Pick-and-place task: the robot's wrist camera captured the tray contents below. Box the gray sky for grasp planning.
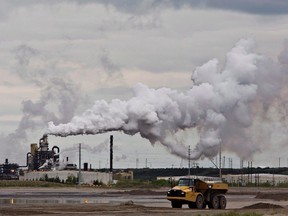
[1,0,288,169]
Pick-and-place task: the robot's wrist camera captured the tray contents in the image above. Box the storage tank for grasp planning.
[30,143,37,156]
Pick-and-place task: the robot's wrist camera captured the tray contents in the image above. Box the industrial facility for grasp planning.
[0,159,19,180]
[27,134,60,171]
[21,134,114,184]
[0,134,114,184]
[1,134,288,187]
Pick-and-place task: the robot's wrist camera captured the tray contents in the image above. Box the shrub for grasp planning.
[93,180,103,186]
[65,175,78,185]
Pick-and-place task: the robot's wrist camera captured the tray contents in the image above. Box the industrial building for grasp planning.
[19,134,114,184]
[223,173,288,186]
[0,159,19,180]
[27,134,60,171]
[0,134,128,184]
[20,170,112,185]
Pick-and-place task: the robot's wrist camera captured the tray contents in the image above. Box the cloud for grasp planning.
[93,0,288,15]
[1,0,288,18]
[0,42,88,164]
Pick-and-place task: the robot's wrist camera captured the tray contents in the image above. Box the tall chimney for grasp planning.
[110,135,113,173]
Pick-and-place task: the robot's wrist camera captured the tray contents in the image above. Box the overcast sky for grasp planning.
[1,0,288,169]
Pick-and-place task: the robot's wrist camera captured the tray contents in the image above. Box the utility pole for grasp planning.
[78,143,82,185]
[136,158,139,169]
[219,142,222,180]
[188,145,191,177]
[240,158,244,169]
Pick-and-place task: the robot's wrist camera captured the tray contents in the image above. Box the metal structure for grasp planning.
[78,143,82,185]
[27,134,60,171]
[0,159,19,180]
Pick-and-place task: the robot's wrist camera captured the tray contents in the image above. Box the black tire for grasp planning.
[171,201,182,208]
[210,195,219,209]
[219,196,226,209]
[195,195,204,209]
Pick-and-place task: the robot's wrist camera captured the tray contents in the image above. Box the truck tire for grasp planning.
[219,196,226,209]
[171,201,182,208]
[195,195,204,209]
[208,195,219,209]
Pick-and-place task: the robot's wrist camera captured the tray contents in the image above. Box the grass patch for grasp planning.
[113,179,171,188]
[213,212,263,216]
[113,179,154,188]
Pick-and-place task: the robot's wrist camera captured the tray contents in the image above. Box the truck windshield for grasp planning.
[178,178,194,186]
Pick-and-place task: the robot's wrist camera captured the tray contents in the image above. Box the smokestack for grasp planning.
[84,163,88,171]
[5,159,8,164]
[110,135,113,173]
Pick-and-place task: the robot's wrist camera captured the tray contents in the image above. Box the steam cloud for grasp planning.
[61,139,109,155]
[60,139,126,167]
[48,38,288,161]
[0,44,86,163]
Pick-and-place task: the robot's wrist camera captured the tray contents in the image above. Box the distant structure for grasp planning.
[27,134,60,171]
[110,135,113,173]
[0,159,19,180]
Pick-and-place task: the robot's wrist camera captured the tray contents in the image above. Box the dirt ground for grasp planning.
[0,187,288,216]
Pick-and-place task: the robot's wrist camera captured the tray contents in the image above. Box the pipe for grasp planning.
[19,152,31,168]
[52,146,60,154]
[26,152,31,166]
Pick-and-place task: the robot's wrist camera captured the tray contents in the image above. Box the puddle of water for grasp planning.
[0,195,169,206]
[0,198,91,205]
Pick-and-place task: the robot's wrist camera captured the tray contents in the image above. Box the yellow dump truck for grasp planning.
[167,177,228,209]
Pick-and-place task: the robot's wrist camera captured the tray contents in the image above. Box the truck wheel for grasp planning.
[171,201,182,208]
[210,195,219,209]
[195,195,204,209]
[219,196,226,209]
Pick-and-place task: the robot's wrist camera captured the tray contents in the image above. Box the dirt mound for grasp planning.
[255,192,288,201]
[121,200,135,206]
[242,202,284,209]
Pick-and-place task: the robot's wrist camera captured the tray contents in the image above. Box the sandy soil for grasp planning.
[0,187,288,215]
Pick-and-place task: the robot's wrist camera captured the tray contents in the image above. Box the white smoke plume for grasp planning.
[61,139,109,155]
[48,38,288,161]
[59,139,126,166]
[0,44,86,163]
